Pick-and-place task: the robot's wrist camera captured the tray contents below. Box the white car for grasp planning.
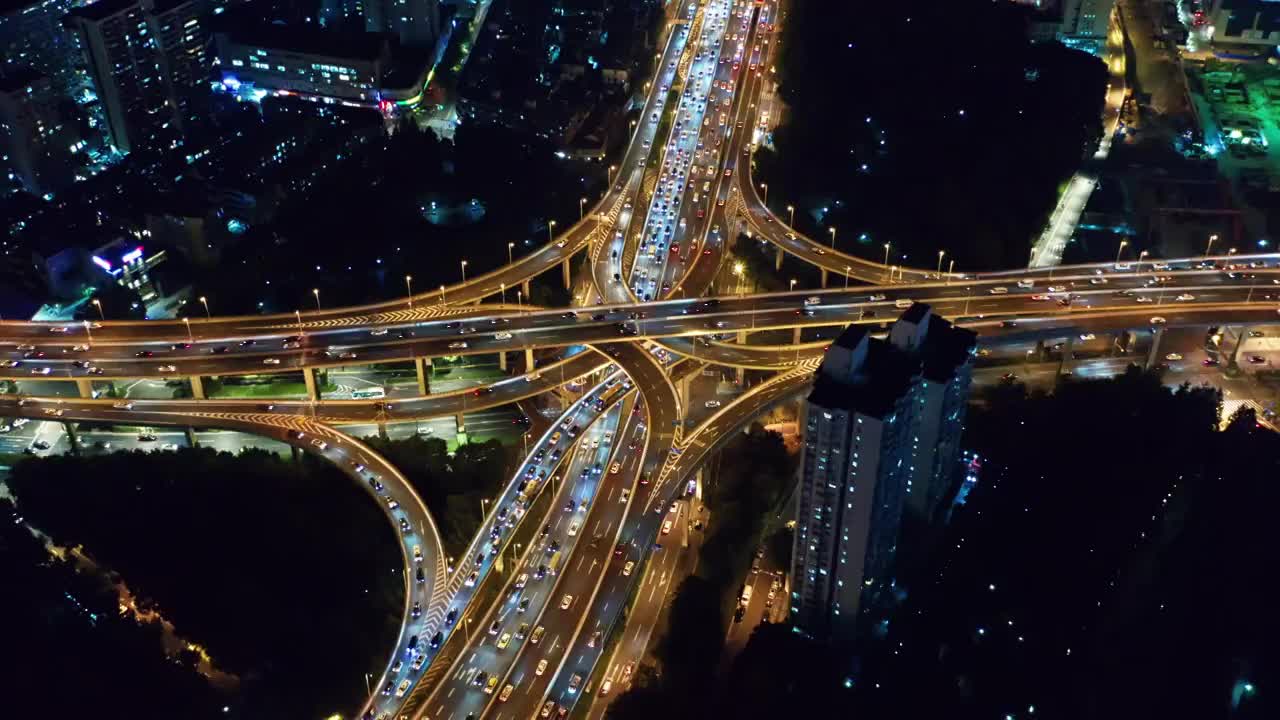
[1047,285,1066,293]
[536,659,548,676]
[568,521,580,536]
[1165,353,1183,361]
[112,401,134,410]
[1150,316,1167,325]
[1078,334,1096,341]
[705,400,721,408]
[71,344,90,352]
[560,594,574,610]
[494,331,513,341]
[29,367,51,375]
[48,326,69,334]
[448,341,468,350]
[157,365,177,373]
[623,561,635,576]
[1175,294,1195,301]
[262,357,281,365]
[413,545,424,563]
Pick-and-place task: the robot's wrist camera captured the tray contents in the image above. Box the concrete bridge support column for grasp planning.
[678,372,694,422]
[456,413,466,436]
[1229,325,1250,369]
[525,347,536,371]
[185,427,198,447]
[1146,328,1166,370]
[820,268,828,288]
[562,258,573,289]
[498,351,508,372]
[302,367,319,401]
[792,326,802,345]
[75,378,94,399]
[415,357,432,396]
[737,330,748,344]
[522,279,531,298]
[1058,336,1074,376]
[736,366,745,385]
[63,421,80,455]
[775,247,784,271]
[190,375,206,400]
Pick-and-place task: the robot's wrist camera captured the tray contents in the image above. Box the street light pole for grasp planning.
[405,275,413,308]
[936,250,946,278]
[508,242,515,265]
[579,197,587,221]
[199,296,210,319]
[1206,233,1219,258]
[1115,240,1128,266]
[760,183,768,206]
[1139,250,1149,274]
[439,285,446,306]
[501,282,507,304]
[182,317,193,343]
[828,227,836,249]
[844,265,851,289]
[295,310,303,335]
[460,260,468,283]
[312,288,321,312]
[83,320,92,344]
[947,259,955,285]
[92,299,104,321]
[547,220,557,244]
[786,205,794,226]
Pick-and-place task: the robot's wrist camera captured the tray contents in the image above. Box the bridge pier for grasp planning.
[456,413,466,436]
[820,268,828,289]
[415,357,432,395]
[736,366,745,385]
[1146,327,1165,370]
[302,367,319,401]
[678,372,693,422]
[525,347,535,371]
[522,279,531,298]
[185,427,198,447]
[775,247,783,271]
[1229,325,1250,369]
[792,326,802,345]
[1058,336,1074,376]
[63,421,80,455]
[190,375,206,400]
[75,378,94,399]
[562,258,572,289]
[498,351,508,372]
[737,330,748,344]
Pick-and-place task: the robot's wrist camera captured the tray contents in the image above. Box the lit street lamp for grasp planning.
[883,243,891,267]
[789,278,797,293]
[608,165,617,184]
[936,250,946,278]
[579,197,587,221]
[82,320,92,344]
[760,183,768,206]
[844,265,851,289]
[91,298,104,321]
[786,204,795,226]
[439,285,446,306]
[501,282,507,304]
[405,275,413,308]
[199,296,210,319]
[295,310,303,335]
[1206,233,1219,258]
[508,242,515,265]
[1139,250,1149,274]
[946,259,955,285]
[1115,240,1127,266]
[312,288,321,312]
[827,227,836,249]
[460,260,468,283]
[548,220,557,244]
[182,317,193,343]
[732,261,745,294]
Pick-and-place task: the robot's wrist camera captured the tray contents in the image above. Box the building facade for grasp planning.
[363,0,439,48]
[790,304,976,645]
[0,69,85,195]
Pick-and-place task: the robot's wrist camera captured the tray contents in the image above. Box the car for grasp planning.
[1165,353,1183,361]
[705,400,722,408]
[499,684,515,702]
[448,341,468,350]
[1136,296,1153,303]
[48,326,69,334]
[568,674,583,694]
[446,608,458,626]
[70,344,90,352]
[518,598,530,613]
[157,365,177,372]
[1079,333,1096,341]
[515,572,528,589]
[568,521,580,536]
[413,545,424,563]
[662,519,674,535]
[560,594,574,610]
[112,401,134,410]
[1202,358,1221,367]
[536,659,549,676]
[30,440,50,450]
[1047,285,1066,293]
[411,601,422,619]
[382,682,395,696]
[531,625,546,644]
[16,344,34,351]
[0,360,18,368]
[610,462,622,474]
[623,561,635,576]
[484,675,499,694]
[494,331,513,341]
[1150,317,1167,325]
[541,701,557,718]
[415,567,425,584]
[395,680,411,697]
[370,328,388,336]
[1031,294,1052,301]
[412,652,429,671]
[1248,355,1267,364]
[29,367,51,375]
[238,339,256,347]
[988,287,1009,295]
[587,630,602,648]
[497,632,512,650]
[210,346,229,354]
[1176,294,1195,301]
[170,342,191,351]
[262,357,281,365]
[1017,279,1035,288]
[473,671,488,688]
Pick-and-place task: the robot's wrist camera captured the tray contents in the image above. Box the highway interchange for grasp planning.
[4,1,1280,719]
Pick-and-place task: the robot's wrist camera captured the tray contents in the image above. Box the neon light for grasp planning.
[92,256,112,271]
[121,246,143,263]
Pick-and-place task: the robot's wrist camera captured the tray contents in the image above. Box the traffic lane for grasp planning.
[425,399,631,720]
[5,270,1279,377]
[493,419,649,719]
[477,411,648,719]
